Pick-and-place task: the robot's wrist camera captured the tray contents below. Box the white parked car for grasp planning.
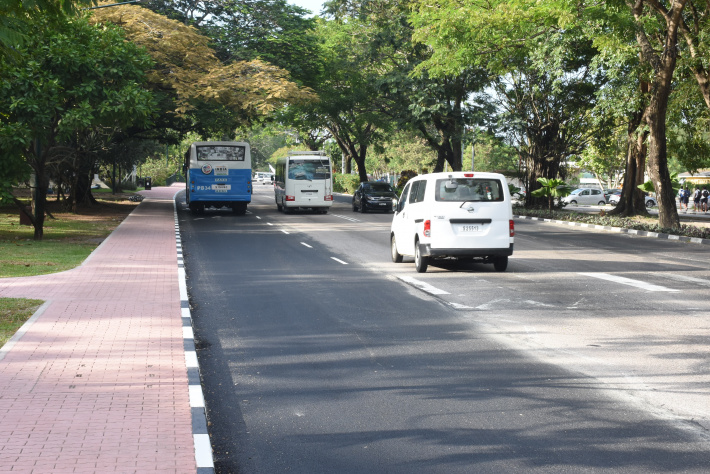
[563,188,608,206]
[390,172,514,273]
[608,192,657,208]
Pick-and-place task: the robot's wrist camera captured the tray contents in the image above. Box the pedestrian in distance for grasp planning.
[701,187,710,213]
[680,186,690,211]
[693,187,701,212]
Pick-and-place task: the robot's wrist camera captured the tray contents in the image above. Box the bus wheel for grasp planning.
[189,203,202,215]
[232,203,247,215]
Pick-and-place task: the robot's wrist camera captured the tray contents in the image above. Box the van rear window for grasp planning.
[435,178,505,202]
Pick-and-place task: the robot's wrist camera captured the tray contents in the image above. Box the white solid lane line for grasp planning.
[578,272,680,292]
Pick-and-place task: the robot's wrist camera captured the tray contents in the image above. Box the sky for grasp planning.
[287,0,325,16]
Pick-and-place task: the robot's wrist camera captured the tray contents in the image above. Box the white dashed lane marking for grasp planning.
[397,276,450,295]
[578,272,680,292]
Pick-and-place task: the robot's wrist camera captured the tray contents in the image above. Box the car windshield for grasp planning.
[434,178,504,202]
[364,183,394,193]
[570,189,583,195]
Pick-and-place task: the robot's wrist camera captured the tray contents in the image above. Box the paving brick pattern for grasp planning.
[0,186,195,473]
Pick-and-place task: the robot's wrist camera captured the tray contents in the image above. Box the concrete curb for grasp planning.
[514,215,710,246]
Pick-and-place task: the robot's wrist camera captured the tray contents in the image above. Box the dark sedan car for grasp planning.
[352,182,398,213]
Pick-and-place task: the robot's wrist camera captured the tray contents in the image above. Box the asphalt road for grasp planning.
[178,185,710,473]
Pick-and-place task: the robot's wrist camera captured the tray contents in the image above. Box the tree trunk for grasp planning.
[610,108,648,217]
[629,0,685,228]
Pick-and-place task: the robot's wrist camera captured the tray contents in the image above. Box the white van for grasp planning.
[390,172,514,273]
[274,151,333,213]
[254,172,274,185]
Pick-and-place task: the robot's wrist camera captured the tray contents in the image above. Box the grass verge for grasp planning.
[0,192,139,346]
[0,298,44,347]
[0,195,139,278]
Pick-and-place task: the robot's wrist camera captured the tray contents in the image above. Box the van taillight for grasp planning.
[286,195,295,201]
[324,195,333,201]
[464,173,474,177]
[509,220,515,237]
[424,220,431,237]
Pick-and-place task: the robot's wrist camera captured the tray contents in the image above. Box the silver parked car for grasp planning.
[562,188,608,206]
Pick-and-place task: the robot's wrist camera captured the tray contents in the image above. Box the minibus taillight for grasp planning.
[509,220,515,237]
[286,195,295,201]
[424,220,431,237]
[324,195,333,201]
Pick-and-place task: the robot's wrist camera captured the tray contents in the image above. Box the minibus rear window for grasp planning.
[287,159,331,180]
[435,178,504,202]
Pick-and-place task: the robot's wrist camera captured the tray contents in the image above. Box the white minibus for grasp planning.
[274,151,333,214]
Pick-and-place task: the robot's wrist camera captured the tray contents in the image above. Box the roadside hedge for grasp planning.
[513,207,710,240]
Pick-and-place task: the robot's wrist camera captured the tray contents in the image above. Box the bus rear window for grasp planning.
[287,159,331,180]
[435,178,504,202]
[196,145,246,161]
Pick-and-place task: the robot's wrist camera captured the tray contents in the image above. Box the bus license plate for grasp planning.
[214,185,229,193]
[461,225,480,232]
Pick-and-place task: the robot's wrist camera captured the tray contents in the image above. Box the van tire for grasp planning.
[415,241,428,273]
[493,256,508,272]
[391,235,403,263]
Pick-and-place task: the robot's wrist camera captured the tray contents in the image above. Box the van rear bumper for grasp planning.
[421,244,513,258]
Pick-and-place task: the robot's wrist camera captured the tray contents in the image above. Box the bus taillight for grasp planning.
[324,195,333,201]
[286,195,295,201]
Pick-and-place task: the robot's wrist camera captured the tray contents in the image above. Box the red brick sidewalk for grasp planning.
[0,185,201,473]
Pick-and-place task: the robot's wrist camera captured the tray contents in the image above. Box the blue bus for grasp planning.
[184,141,252,215]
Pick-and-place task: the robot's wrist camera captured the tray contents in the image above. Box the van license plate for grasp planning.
[461,225,480,232]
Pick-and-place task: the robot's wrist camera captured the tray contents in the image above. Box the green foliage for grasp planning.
[396,170,418,192]
[638,172,681,194]
[531,177,573,212]
[333,173,359,194]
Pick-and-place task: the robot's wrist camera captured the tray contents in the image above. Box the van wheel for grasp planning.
[391,235,403,263]
[493,256,508,272]
[415,241,428,273]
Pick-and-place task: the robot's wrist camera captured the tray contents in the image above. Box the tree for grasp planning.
[145,0,322,87]
[91,5,316,134]
[411,1,602,205]
[0,0,94,57]
[0,14,156,239]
